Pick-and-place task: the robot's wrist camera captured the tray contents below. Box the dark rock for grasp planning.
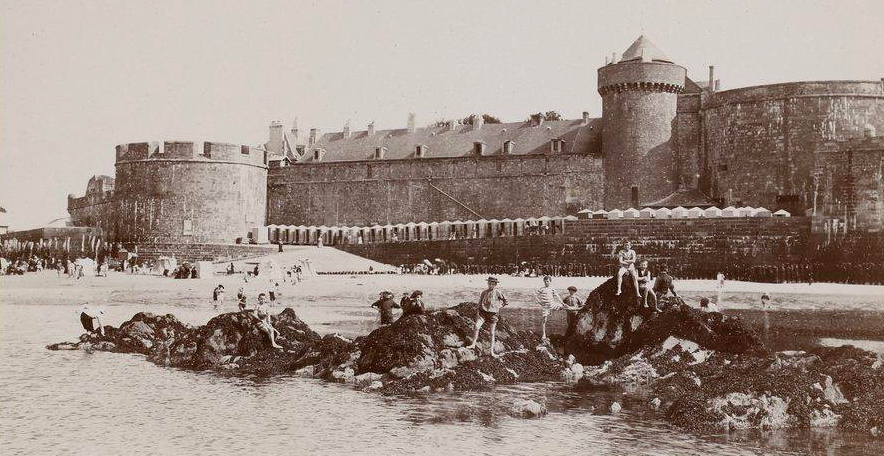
[47,303,566,394]
[561,275,765,365]
[580,337,884,434]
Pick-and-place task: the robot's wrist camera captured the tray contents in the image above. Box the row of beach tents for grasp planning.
[254,206,792,245]
[577,206,791,219]
[254,215,579,245]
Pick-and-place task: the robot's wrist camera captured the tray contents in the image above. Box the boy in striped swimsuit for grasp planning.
[535,275,565,341]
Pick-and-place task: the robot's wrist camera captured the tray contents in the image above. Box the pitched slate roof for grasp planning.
[619,35,672,64]
[297,117,602,163]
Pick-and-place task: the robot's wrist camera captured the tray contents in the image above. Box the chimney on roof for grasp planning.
[474,114,484,130]
[309,128,319,147]
[611,52,617,63]
[343,120,351,139]
[407,113,416,133]
[291,118,299,141]
[269,121,283,154]
[709,66,715,92]
[714,80,721,91]
[448,119,457,132]
[367,121,375,136]
[582,111,590,125]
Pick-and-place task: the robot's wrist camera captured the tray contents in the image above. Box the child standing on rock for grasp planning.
[535,275,565,342]
[466,277,508,358]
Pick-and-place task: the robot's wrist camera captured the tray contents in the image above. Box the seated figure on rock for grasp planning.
[615,241,640,298]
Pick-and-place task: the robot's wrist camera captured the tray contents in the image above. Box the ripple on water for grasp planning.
[1,303,882,455]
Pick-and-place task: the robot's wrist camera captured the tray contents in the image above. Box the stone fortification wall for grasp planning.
[113,141,268,244]
[68,195,115,236]
[340,217,811,272]
[701,80,884,212]
[814,135,884,232]
[267,154,604,226]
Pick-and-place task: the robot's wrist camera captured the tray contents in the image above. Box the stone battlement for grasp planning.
[704,80,884,108]
[115,141,268,168]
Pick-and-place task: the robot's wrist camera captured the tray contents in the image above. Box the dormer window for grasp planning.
[503,140,515,155]
[550,139,565,154]
[473,141,486,156]
[374,147,387,160]
[415,144,427,158]
[313,148,325,161]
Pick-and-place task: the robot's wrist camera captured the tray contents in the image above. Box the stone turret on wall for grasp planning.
[598,35,686,210]
[113,141,268,244]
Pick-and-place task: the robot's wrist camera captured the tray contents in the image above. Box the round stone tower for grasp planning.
[113,141,268,244]
[598,35,686,209]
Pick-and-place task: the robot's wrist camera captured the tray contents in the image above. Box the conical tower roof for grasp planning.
[619,35,672,63]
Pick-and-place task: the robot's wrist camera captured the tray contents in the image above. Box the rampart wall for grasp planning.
[339,217,811,270]
[700,80,884,211]
[113,141,268,244]
[267,153,604,226]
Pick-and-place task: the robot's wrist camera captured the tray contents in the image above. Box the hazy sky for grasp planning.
[1,0,882,229]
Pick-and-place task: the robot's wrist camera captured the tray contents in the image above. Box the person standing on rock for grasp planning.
[251,293,283,349]
[615,241,640,298]
[466,277,508,357]
[535,275,565,341]
[562,286,583,339]
[370,291,400,325]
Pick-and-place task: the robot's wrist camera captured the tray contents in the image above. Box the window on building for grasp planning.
[473,142,485,156]
[241,146,250,155]
[375,147,387,160]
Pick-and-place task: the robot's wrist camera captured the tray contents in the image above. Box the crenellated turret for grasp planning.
[598,35,686,209]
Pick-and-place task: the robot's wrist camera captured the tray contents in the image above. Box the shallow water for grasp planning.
[1,295,883,454]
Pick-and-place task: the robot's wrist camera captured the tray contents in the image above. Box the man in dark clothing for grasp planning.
[401,290,425,316]
[371,291,400,325]
[652,266,679,301]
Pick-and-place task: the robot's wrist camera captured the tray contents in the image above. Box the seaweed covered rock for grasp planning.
[47,303,566,394]
[561,275,764,364]
[580,338,884,435]
[48,308,323,375]
[47,312,191,355]
[350,302,565,393]
[152,308,321,370]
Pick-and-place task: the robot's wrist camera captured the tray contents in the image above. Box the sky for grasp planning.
[1,0,882,229]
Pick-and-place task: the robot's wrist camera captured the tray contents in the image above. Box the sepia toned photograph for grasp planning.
[1,1,883,454]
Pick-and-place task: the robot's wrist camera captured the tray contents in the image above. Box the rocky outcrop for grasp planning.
[48,303,566,394]
[559,275,765,364]
[351,303,564,393]
[577,337,884,435]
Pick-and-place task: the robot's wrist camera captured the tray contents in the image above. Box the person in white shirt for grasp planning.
[77,304,105,336]
[535,275,565,341]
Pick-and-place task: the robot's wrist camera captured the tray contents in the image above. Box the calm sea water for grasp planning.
[1,299,882,455]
